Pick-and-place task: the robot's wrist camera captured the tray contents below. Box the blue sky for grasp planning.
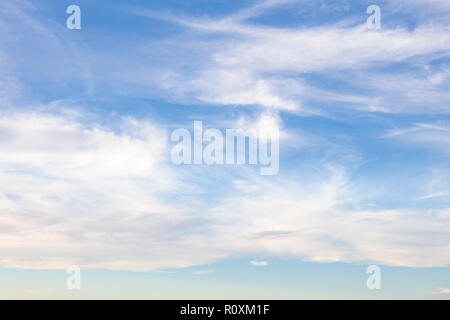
[0,0,449,299]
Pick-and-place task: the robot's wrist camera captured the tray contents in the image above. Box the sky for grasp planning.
[0,0,449,299]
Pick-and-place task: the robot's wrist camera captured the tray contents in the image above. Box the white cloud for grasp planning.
[419,190,450,200]
[207,166,450,267]
[0,110,209,271]
[433,288,450,294]
[137,3,450,114]
[383,122,450,152]
[192,270,215,275]
[3,1,449,114]
[0,110,449,270]
[190,70,301,111]
[210,26,450,74]
[250,260,268,266]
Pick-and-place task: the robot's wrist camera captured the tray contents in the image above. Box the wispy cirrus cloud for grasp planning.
[383,122,450,151]
[3,0,449,115]
[129,0,450,114]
